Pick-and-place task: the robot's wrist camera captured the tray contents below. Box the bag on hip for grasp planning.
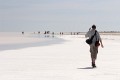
[95,41,100,47]
[86,39,92,44]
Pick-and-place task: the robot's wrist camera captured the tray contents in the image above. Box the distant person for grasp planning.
[60,32,61,35]
[52,32,54,35]
[77,32,79,35]
[22,31,24,35]
[74,32,75,35]
[44,31,47,34]
[38,31,40,34]
[85,25,104,68]
[47,31,50,34]
[52,32,54,38]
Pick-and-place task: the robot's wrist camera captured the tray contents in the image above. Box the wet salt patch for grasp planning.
[0,36,45,45]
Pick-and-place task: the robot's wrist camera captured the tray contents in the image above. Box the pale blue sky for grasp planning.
[0,0,120,32]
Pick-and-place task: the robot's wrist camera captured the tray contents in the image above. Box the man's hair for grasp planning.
[92,25,96,29]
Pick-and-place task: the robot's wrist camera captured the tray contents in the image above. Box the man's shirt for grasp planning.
[85,29,101,44]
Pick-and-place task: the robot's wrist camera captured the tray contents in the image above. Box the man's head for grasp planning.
[92,25,96,29]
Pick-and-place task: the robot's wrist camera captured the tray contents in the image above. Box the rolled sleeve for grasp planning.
[85,31,91,38]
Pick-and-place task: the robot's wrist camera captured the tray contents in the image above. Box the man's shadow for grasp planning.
[77,67,93,69]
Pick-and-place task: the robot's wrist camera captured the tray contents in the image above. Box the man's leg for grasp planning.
[90,45,98,67]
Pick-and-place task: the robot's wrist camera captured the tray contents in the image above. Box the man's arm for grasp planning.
[100,39,104,48]
[85,31,90,38]
[97,32,104,48]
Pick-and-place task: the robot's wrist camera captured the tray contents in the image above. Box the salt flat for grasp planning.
[0,34,120,80]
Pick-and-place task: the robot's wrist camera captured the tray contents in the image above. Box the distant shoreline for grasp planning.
[1,31,120,35]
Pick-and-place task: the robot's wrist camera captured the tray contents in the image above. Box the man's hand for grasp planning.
[101,44,104,48]
[89,28,91,31]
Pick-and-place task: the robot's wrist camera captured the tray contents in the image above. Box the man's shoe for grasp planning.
[92,62,96,68]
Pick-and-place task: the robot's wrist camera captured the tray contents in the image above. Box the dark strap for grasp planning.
[90,30,97,40]
[95,31,99,41]
[94,30,97,36]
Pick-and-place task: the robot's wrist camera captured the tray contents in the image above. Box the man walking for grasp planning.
[85,25,104,68]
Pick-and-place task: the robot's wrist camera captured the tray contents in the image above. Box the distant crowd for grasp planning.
[22,31,83,35]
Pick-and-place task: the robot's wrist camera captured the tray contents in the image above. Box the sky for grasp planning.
[0,0,120,32]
